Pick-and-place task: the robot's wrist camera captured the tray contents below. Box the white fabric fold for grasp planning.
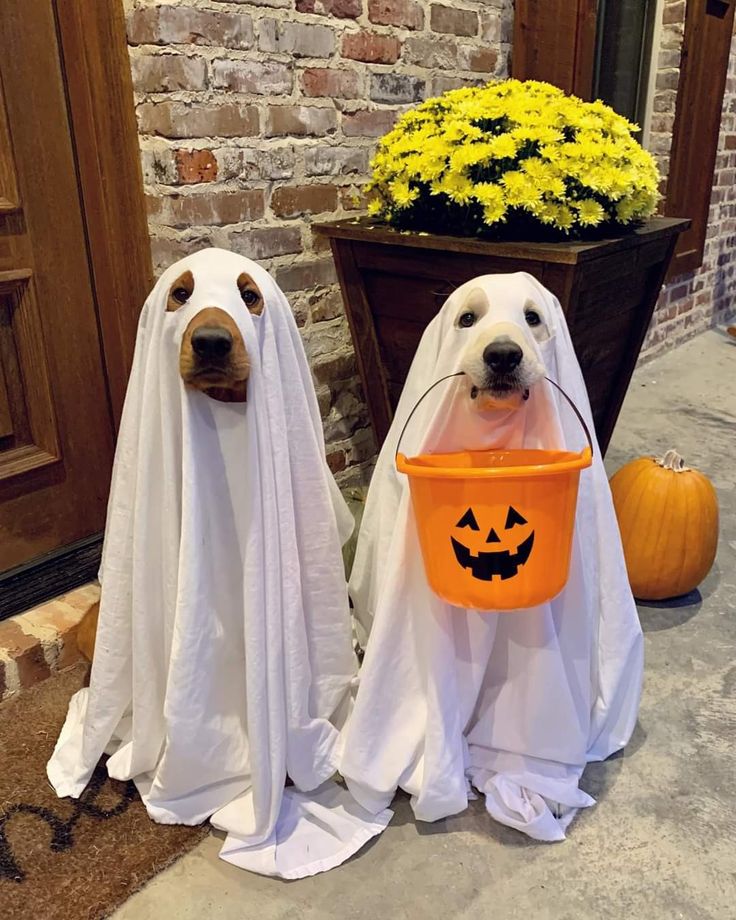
[47,248,374,877]
[339,271,644,843]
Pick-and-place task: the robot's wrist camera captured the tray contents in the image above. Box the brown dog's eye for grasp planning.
[458,312,476,328]
[240,288,260,308]
[172,287,190,305]
[525,310,541,327]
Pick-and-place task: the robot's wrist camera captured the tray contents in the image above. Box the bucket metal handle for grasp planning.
[395,373,594,462]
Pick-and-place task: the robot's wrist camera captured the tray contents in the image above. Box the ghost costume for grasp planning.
[47,249,390,878]
[339,272,643,842]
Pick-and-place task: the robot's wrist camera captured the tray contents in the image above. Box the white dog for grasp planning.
[339,272,643,844]
[456,283,548,410]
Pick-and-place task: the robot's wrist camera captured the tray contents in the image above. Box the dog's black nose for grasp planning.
[483,340,523,374]
[191,326,232,360]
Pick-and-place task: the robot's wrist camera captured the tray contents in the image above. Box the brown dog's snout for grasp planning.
[167,268,265,403]
[191,325,233,361]
[180,307,249,403]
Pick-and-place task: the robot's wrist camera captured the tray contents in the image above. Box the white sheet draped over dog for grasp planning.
[47,248,390,878]
[340,272,643,842]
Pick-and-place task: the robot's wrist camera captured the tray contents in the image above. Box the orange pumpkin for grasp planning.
[609,449,719,600]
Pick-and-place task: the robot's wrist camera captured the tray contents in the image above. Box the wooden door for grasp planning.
[0,0,117,573]
[512,0,599,99]
[665,0,736,276]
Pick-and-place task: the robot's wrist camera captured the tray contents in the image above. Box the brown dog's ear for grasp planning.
[237,272,264,315]
[166,270,195,312]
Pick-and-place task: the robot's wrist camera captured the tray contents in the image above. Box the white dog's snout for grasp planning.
[460,319,546,395]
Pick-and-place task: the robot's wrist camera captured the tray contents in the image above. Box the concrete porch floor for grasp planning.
[114,328,736,920]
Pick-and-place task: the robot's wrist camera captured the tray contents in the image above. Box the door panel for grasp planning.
[0,0,116,571]
[665,0,736,276]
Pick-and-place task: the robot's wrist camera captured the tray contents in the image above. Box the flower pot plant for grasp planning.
[315,80,689,452]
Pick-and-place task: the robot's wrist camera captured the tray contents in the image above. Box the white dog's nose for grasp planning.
[483,339,523,374]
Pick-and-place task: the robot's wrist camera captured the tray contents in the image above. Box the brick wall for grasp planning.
[126,0,513,484]
[641,0,736,358]
[125,0,734,480]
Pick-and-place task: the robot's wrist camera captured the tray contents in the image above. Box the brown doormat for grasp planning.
[0,665,209,920]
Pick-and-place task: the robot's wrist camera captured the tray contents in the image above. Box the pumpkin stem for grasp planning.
[656,449,690,472]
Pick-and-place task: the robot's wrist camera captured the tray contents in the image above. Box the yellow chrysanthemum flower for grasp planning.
[389,180,419,209]
[367,79,660,236]
[574,199,606,226]
[474,183,507,224]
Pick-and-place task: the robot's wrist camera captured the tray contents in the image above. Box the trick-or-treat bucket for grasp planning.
[395,375,593,611]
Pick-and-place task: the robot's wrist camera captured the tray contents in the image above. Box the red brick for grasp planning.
[174,149,218,184]
[137,102,260,139]
[130,53,206,93]
[404,35,458,68]
[127,6,253,49]
[271,184,339,218]
[430,4,478,37]
[656,70,680,92]
[265,105,337,137]
[258,19,335,56]
[726,136,736,150]
[229,226,303,260]
[368,0,424,30]
[310,289,344,322]
[301,68,361,99]
[326,449,347,474]
[147,189,265,227]
[212,59,293,95]
[304,146,369,177]
[296,0,362,18]
[662,0,686,25]
[370,72,425,103]
[649,113,675,134]
[313,349,357,383]
[342,30,401,64]
[0,621,51,690]
[275,259,337,292]
[460,46,497,73]
[150,235,209,274]
[342,108,397,137]
[339,184,368,210]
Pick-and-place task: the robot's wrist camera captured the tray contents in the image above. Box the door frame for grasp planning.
[1,0,151,619]
[55,0,152,427]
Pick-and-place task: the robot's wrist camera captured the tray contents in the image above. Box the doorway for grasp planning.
[0,0,151,618]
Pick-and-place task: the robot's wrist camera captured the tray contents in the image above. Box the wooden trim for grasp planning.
[665,0,736,278]
[0,81,20,213]
[315,217,689,265]
[0,273,61,484]
[54,0,152,430]
[572,0,599,100]
[0,533,101,622]
[596,230,679,449]
[512,0,599,98]
[328,238,394,443]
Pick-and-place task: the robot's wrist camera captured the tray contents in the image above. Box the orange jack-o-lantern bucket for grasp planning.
[396,375,593,611]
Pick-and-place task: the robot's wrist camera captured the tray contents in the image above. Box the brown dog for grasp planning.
[77,266,265,662]
[172,267,263,402]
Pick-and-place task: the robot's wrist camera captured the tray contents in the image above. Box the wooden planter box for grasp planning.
[315,217,689,454]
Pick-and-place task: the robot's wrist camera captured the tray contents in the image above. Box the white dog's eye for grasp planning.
[525,310,542,327]
[458,312,476,328]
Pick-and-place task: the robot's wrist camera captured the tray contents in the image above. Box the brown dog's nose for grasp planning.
[483,340,523,374]
[191,326,233,360]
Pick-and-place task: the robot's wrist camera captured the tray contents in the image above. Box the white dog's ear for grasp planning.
[462,287,488,314]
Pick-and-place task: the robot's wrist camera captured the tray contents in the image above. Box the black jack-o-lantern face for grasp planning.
[451,505,535,581]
